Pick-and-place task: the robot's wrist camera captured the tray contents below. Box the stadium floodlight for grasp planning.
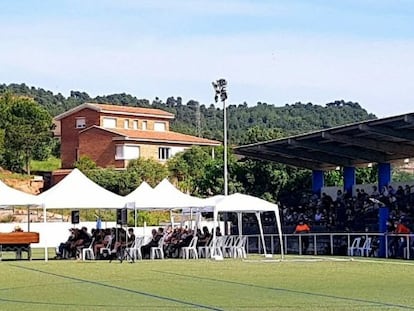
[212,78,228,196]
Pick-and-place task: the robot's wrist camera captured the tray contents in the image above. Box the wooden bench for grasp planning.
[0,232,40,260]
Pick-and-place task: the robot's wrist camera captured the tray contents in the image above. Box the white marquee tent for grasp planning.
[124,181,154,204]
[211,193,284,259]
[0,180,41,232]
[0,180,40,207]
[36,168,126,261]
[124,181,154,226]
[127,179,206,209]
[38,168,125,209]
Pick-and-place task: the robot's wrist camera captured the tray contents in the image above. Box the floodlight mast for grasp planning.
[212,79,228,196]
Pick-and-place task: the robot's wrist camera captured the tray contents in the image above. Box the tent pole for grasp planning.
[190,208,193,230]
[134,206,137,228]
[43,204,48,262]
[27,205,30,232]
[255,212,268,257]
[211,209,218,258]
[237,212,242,236]
[274,209,284,260]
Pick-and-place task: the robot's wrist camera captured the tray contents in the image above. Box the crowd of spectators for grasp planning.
[279,184,414,233]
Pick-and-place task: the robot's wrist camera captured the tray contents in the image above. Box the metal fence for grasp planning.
[244,233,414,260]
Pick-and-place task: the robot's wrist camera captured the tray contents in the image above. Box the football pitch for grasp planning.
[0,255,413,311]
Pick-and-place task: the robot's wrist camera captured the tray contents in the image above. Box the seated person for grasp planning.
[197,226,211,247]
[94,228,113,258]
[141,228,163,259]
[56,228,76,259]
[164,227,182,258]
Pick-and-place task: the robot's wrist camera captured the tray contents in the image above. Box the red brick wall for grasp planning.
[60,108,100,168]
[60,107,172,168]
[79,127,125,168]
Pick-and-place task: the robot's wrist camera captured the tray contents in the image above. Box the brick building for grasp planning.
[55,103,220,169]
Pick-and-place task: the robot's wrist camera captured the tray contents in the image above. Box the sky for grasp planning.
[0,0,413,118]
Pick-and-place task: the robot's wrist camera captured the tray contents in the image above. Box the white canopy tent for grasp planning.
[125,179,207,227]
[181,195,225,228]
[37,168,126,261]
[0,180,41,231]
[128,179,206,209]
[38,168,126,209]
[211,193,284,259]
[123,181,154,226]
[0,180,41,206]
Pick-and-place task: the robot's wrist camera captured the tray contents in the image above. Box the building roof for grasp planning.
[54,103,174,120]
[81,126,221,146]
[234,112,414,171]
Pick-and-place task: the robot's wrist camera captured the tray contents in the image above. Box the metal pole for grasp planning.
[212,78,228,197]
[223,98,228,196]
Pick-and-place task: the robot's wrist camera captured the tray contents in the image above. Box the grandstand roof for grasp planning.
[234,112,414,171]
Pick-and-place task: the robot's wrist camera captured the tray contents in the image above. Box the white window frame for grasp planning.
[158,147,171,161]
[124,119,129,129]
[142,121,147,130]
[103,117,117,128]
[154,122,166,132]
[75,117,86,129]
[132,120,138,130]
[115,144,140,160]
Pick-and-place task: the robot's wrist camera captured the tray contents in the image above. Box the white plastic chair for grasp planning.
[182,236,198,259]
[347,237,361,256]
[100,236,113,258]
[210,236,225,258]
[232,236,247,259]
[127,236,144,260]
[198,237,213,258]
[357,237,372,257]
[82,238,95,260]
[222,236,235,258]
[150,237,165,260]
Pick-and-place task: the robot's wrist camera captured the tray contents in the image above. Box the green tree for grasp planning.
[74,156,98,171]
[126,158,168,188]
[0,93,53,174]
[167,146,212,194]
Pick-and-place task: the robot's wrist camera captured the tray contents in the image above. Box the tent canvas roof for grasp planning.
[38,169,125,209]
[124,181,154,207]
[130,179,206,209]
[0,180,40,206]
[214,193,279,213]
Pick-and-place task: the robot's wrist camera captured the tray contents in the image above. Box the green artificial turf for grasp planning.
[0,255,413,311]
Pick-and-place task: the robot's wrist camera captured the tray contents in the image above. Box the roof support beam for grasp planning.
[235,149,328,170]
[359,124,414,141]
[262,145,354,167]
[288,138,388,163]
[322,132,414,157]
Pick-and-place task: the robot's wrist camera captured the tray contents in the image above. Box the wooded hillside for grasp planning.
[0,83,376,145]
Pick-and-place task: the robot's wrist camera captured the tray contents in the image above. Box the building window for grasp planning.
[75,117,86,129]
[154,122,166,132]
[124,119,129,129]
[158,147,171,160]
[103,117,117,128]
[115,145,140,160]
[132,120,138,130]
[142,121,147,130]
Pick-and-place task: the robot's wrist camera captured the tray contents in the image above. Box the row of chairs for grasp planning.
[80,235,248,261]
[199,235,247,259]
[347,237,372,256]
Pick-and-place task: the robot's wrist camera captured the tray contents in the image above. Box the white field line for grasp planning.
[243,256,414,266]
